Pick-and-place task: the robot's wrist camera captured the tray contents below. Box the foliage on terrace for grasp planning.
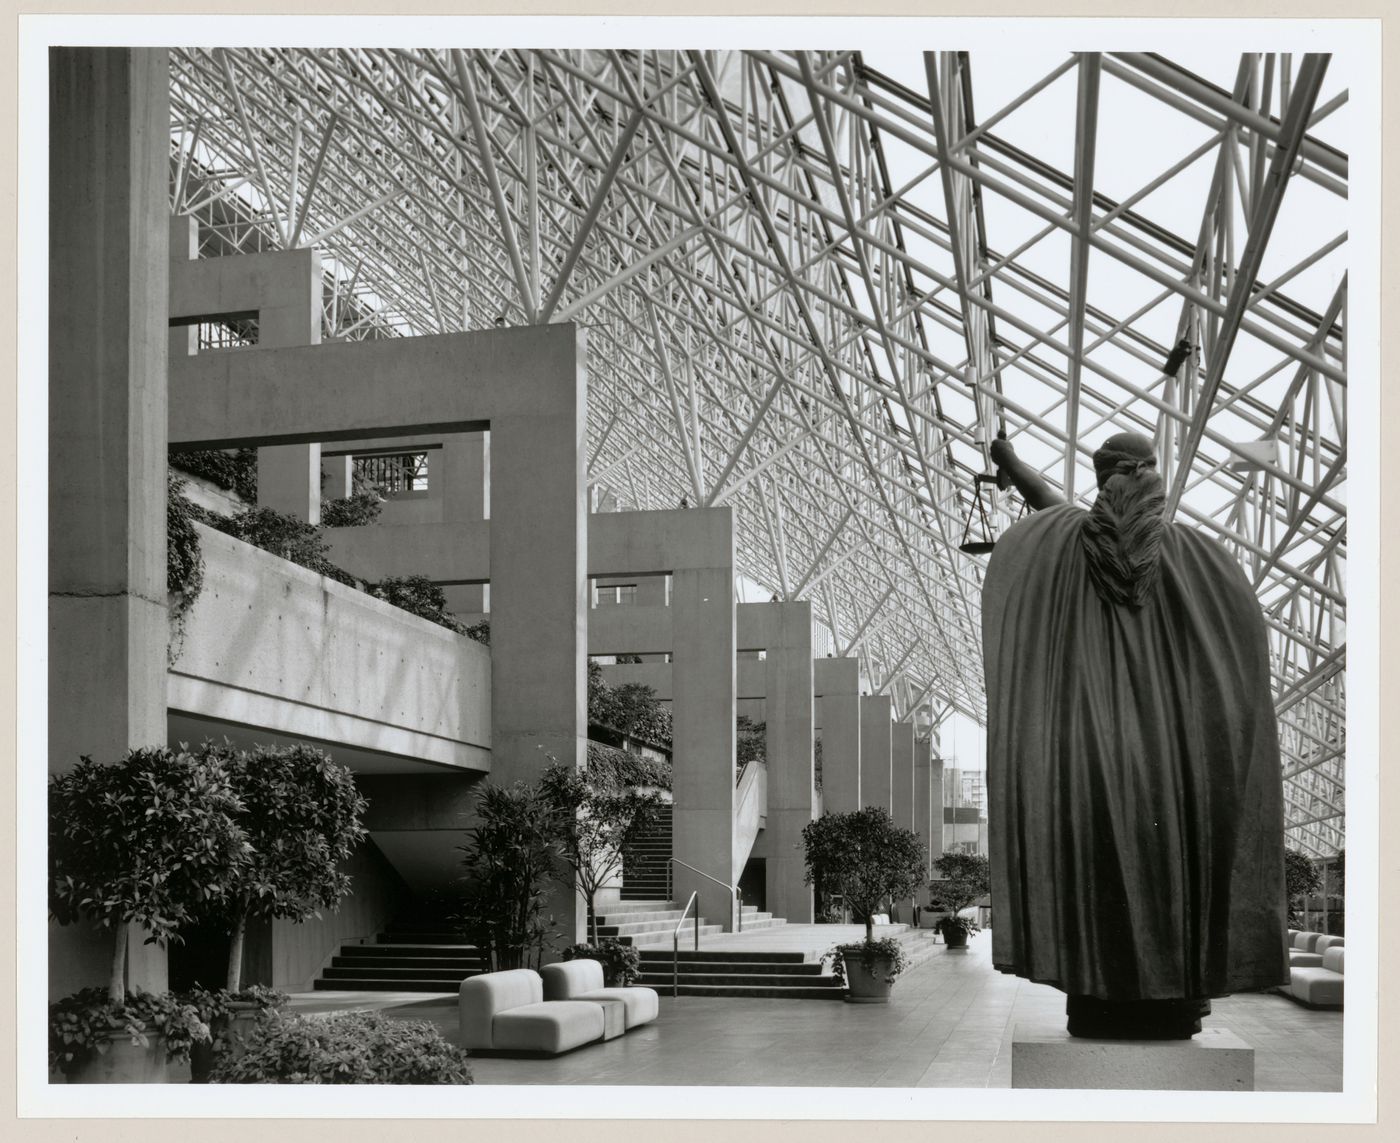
[170,447,258,503]
[585,740,672,791]
[367,575,466,635]
[587,661,673,750]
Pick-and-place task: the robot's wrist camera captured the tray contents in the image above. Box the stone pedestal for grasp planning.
[1011,1024,1254,1090]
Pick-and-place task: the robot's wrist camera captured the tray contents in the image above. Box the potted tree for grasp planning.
[539,759,661,944]
[187,740,366,1079]
[455,781,561,971]
[801,807,925,1002]
[931,852,992,949]
[48,747,249,1082]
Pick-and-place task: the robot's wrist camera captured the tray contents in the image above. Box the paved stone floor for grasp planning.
[293,932,1342,1091]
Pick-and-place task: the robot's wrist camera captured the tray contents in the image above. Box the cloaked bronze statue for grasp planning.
[983,427,1289,1039]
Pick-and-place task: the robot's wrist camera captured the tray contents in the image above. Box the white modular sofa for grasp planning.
[1287,945,1345,1009]
[1289,932,1343,970]
[540,958,660,1031]
[459,968,609,1055]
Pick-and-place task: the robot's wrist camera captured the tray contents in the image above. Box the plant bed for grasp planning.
[185,985,289,1084]
[210,1010,472,1084]
[49,988,209,1084]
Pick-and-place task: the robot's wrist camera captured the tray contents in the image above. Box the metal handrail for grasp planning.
[671,890,700,998]
[666,857,743,932]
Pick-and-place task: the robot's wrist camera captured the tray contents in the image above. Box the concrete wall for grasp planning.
[860,696,893,814]
[250,838,409,992]
[170,524,492,770]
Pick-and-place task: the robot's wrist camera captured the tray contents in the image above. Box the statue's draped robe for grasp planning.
[983,505,1289,1001]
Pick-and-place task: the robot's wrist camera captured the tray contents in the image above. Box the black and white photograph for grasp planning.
[17,10,1381,1127]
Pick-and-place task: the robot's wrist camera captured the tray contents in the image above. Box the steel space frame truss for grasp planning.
[168,47,1348,855]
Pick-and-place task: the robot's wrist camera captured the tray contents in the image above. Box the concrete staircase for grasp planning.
[593,899,785,948]
[637,949,843,999]
[315,914,486,992]
[620,803,672,900]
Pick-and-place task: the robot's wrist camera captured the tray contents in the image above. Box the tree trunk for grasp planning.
[586,891,598,945]
[226,909,248,993]
[865,915,874,943]
[109,921,129,1004]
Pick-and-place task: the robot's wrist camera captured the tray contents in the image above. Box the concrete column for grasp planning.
[930,746,946,862]
[255,251,321,521]
[814,658,861,814]
[762,603,815,924]
[321,454,353,500]
[49,47,171,998]
[488,344,587,944]
[670,555,737,929]
[891,720,915,832]
[914,737,933,881]
[859,695,893,813]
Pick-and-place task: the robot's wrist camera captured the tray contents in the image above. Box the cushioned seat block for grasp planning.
[1289,952,1324,970]
[1292,931,1323,953]
[1289,947,1344,1009]
[576,986,659,1027]
[492,1001,606,1053]
[1315,935,1344,954]
[459,969,543,1051]
[540,959,659,1029]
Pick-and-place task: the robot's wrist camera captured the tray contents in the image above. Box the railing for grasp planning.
[671,891,700,998]
[666,857,742,933]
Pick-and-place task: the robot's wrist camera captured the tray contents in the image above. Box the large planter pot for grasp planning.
[941,926,970,950]
[63,1031,172,1084]
[189,1001,264,1084]
[841,948,895,1004]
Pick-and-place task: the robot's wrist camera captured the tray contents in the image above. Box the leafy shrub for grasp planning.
[541,762,661,944]
[192,741,367,991]
[585,740,672,790]
[736,716,766,767]
[455,782,560,971]
[368,575,466,634]
[168,474,205,621]
[210,1010,472,1084]
[1285,847,1323,924]
[824,936,910,986]
[171,447,258,502]
[49,987,210,1076]
[931,851,991,916]
[205,506,357,586]
[49,746,250,1001]
[802,807,925,943]
[320,491,384,528]
[463,620,491,645]
[587,662,673,749]
[562,940,643,986]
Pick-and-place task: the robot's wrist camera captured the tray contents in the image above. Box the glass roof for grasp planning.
[167,48,1348,856]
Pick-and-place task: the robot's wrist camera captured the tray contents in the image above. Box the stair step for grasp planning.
[343,943,478,957]
[594,909,687,925]
[331,955,485,970]
[313,978,460,992]
[654,983,845,1000]
[322,966,481,982]
[376,931,472,944]
[620,924,724,947]
[638,949,808,963]
[637,959,824,975]
[639,970,828,985]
